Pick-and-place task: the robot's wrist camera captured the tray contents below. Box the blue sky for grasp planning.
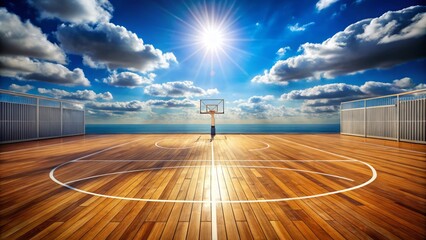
[1,0,425,124]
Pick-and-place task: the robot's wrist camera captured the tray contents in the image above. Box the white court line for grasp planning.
[271,135,358,160]
[50,136,377,204]
[211,141,218,240]
[155,139,199,149]
[240,134,270,151]
[273,135,388,161]
[249,142,270,151]
[0,135,106,154]
[50,137,143,185]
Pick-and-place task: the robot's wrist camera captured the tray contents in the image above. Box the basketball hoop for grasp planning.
[200,99,224,141]
[200,99,224,114]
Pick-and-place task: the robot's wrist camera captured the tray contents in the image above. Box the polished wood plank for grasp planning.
[0,134,425,239]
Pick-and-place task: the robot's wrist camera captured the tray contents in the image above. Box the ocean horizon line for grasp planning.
[86,123,340,134]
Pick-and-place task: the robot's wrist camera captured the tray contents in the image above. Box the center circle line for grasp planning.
[50,159,375,203]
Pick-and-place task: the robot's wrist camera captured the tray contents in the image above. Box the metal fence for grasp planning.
[340,89,426,144]
[0,89,85,143]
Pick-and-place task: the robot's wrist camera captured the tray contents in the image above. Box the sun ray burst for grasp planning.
[157,2,251,80]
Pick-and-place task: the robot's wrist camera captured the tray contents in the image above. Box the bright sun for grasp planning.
[200,27,224,51]
[180,3,247,77]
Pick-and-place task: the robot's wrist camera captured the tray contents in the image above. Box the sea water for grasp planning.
[86,124,340,134]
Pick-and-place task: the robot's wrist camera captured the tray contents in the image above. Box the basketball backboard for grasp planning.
[200,99,224,114]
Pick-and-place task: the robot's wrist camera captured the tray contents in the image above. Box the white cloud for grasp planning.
[359,81,404,96]
[85,100,147,112]
[144,81,219,98]
[103,71,154,88]
[56,22,177,73]
[0,8,65,63]
[281,81,407,101]
[251,70,289,86]
[252,6,426,85]
[415,83,426,90]
[28,0,113,24]
[281,83,363,100]
[233,95,296,119]
[392,77,414,89]
[248,95,274,103]
[85,98,199,120]
[276,46,290,57]
[362,12,426,44]
[0,56,90,86]
[147,99,196,108]
[38,88,112,101]
[288,22,315,32]
[232,99,245,104]
[316,0,339,11]
[97,92,113,100]
[0,8,92,87]
[9,84,34,93]
[281,80,414,113]
[302,99,343,107]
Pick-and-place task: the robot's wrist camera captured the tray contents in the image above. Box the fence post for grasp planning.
[364,100,367,138]
[60,102,63,136]
[396,95,400,142]
[339,104,342,134]
[83,105,86,135]
[36,98,39,138]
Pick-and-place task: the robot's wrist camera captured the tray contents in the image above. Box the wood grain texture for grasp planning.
[0,134,425,239]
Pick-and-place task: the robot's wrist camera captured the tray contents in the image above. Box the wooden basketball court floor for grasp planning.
[0,134,425,239]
